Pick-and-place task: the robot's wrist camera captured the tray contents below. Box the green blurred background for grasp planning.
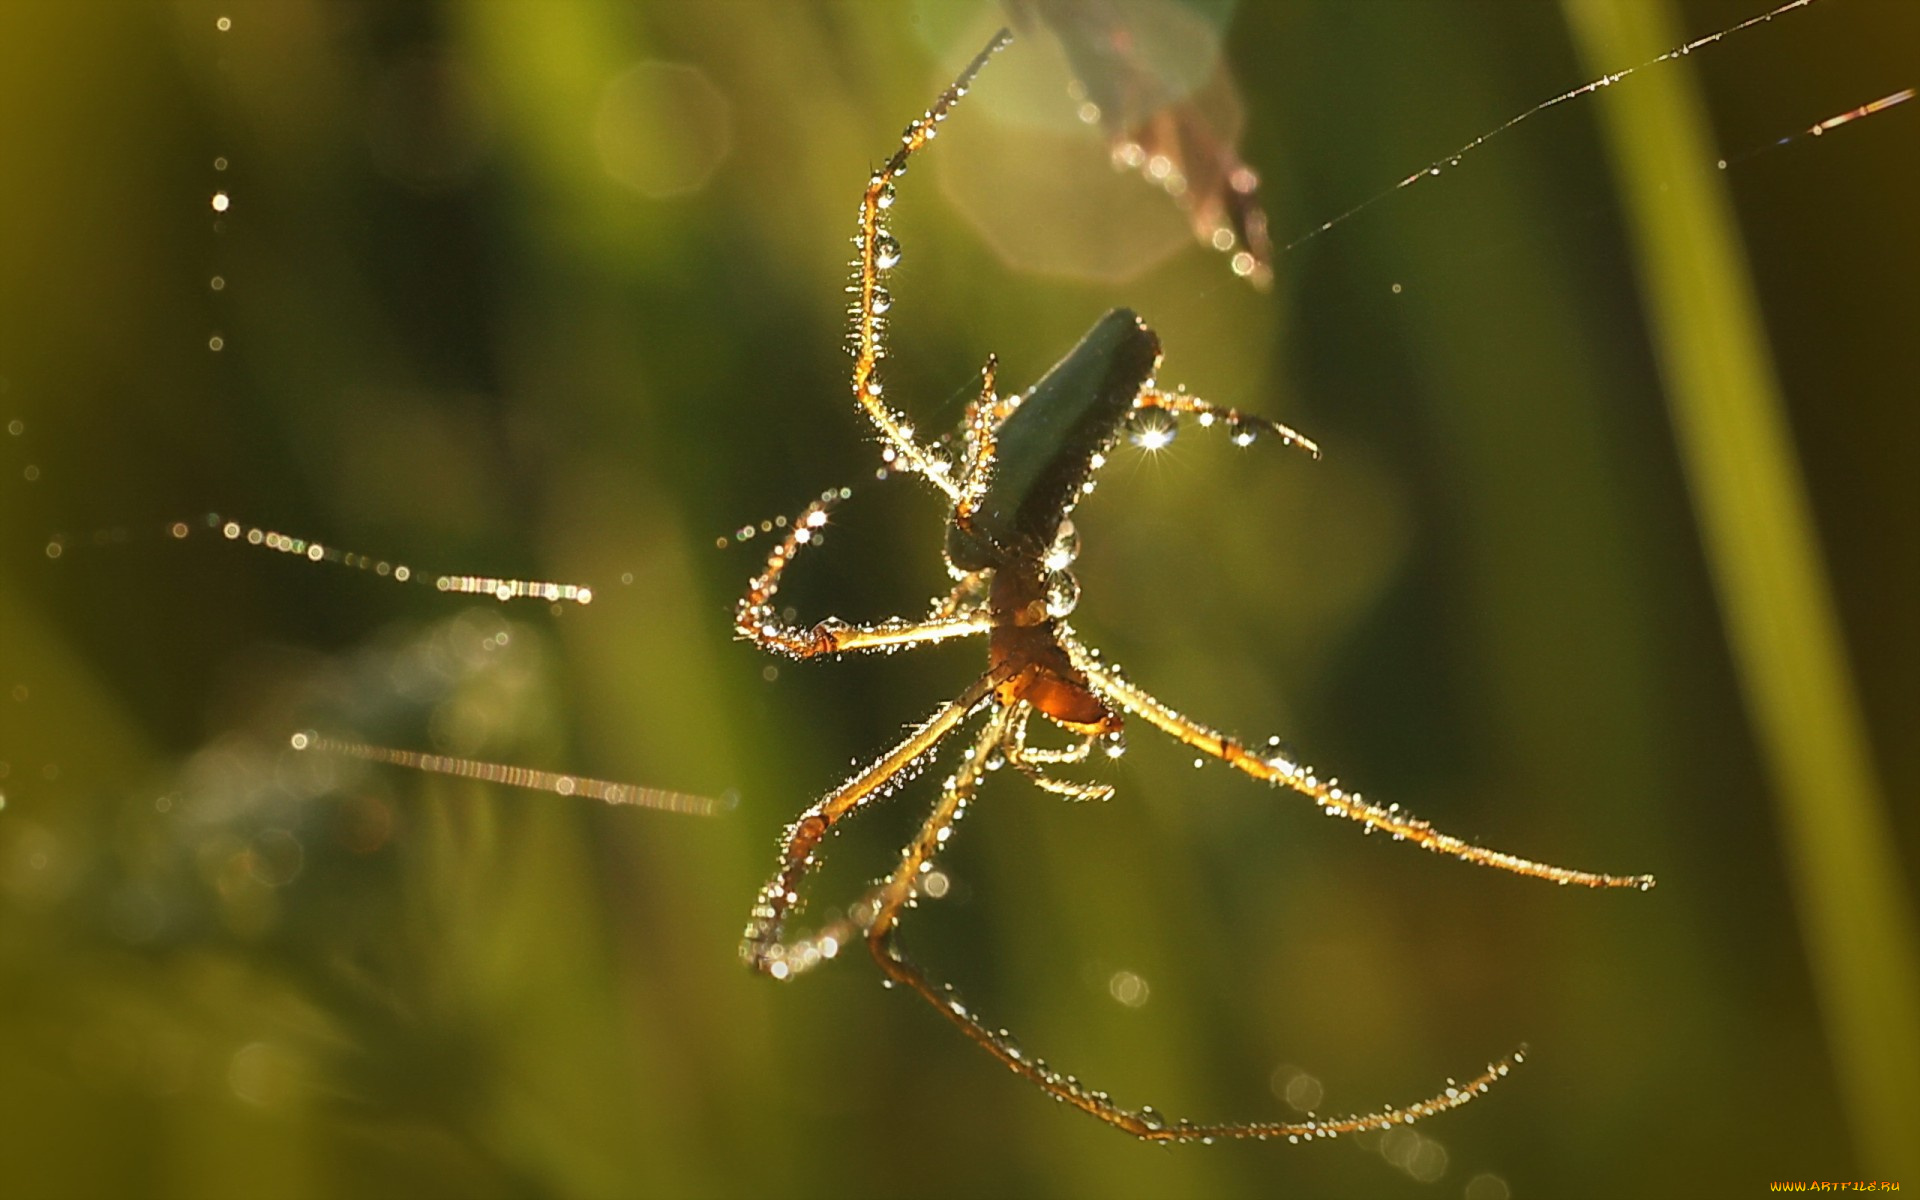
[1,1,1914,1196]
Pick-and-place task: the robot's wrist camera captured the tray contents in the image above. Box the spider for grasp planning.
[733,31,1655,1145]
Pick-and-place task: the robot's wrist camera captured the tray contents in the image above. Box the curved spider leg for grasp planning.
[1007,706,1095,765]
[866,703,1526,1142]
[1009,757,1113,803]
[849,31,1013,501]
[741,664,1013,979]
[1001,707,1111,801]
[736,487,990,660]
[1061,631,1656,890]
[1135,387,1321,460]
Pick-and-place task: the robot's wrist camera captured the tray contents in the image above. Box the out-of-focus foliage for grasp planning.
[0,2,1913,1196]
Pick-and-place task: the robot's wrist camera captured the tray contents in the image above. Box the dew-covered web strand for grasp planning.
[207,17,234,354]
[1805,87,1914,136]
[1716,86,1916,169]
[157,512,595,606]
[1282,0,1827,254]
[147,18,593,609]
[290,732,726,817]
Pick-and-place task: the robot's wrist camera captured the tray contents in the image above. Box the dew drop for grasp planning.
[1044,570,1080,618]
[873,234,901,270]
[1042,519,1079,570]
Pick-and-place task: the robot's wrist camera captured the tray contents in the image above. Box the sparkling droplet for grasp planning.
[1044,570,1080,618]
[873,234,901,270]
[1042,519,1079,570]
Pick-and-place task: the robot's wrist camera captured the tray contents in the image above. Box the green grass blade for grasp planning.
[1565,0,1920,1177]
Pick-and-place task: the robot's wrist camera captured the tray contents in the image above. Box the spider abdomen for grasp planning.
[946,308,1160,573]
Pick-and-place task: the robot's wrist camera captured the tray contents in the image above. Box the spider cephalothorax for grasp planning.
[733,30,1651,1144]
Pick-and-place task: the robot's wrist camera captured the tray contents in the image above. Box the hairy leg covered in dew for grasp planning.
[1061,631,1655,890]
[863,705,1527,1142]
[735,487,991,660]
[739,666,1011,979]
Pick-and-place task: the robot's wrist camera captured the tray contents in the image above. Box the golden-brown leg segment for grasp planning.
[866,706,1528,1142]
[1136,387,1321,460]
[955,354,1004,526]
[848,32,1012,500]
[1006,707,1094,766]
[740,666,1011,979]
[735,487,990,659]
[1062,632,1655,891]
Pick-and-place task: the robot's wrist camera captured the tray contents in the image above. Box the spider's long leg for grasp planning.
[1062,633,1655,891]
[741,666,1011,979]
[848,31,1013,502]
[866,706,1524,1142]
[736,488,990,659]
[1136,388,1321,460]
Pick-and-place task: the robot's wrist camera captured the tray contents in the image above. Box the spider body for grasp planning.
[983,563,1114,736]
[951,307,1160,736]
[733,31,1653,1143]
